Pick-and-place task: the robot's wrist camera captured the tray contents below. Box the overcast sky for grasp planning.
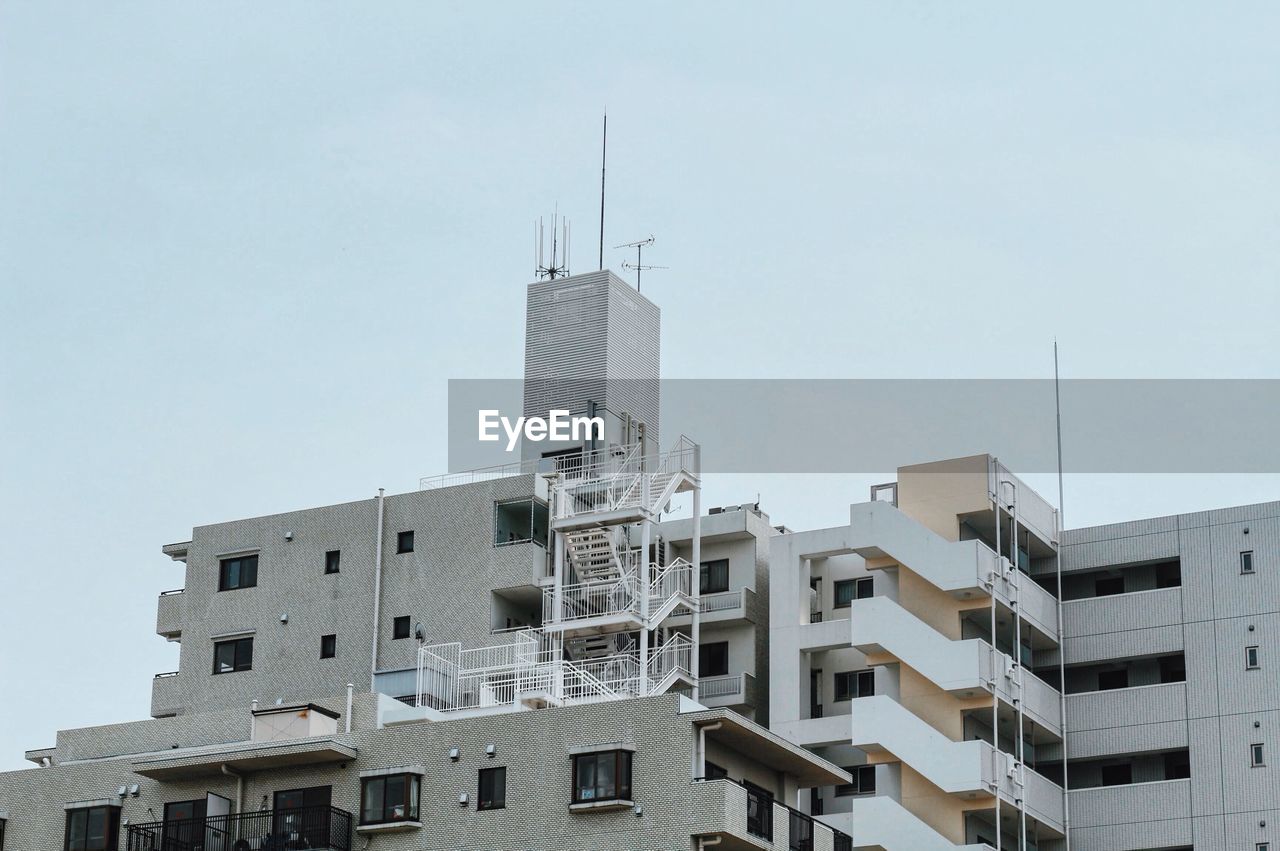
[2,3,1279,770]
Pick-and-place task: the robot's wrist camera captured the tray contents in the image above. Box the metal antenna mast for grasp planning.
[535,207,571,280]
[598,112,607,270]
[616,235,666,292]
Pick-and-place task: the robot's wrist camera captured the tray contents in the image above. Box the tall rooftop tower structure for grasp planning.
[522,269,661,461]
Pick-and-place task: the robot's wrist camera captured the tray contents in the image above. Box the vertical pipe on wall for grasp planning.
[368,489,386,693]
[690,478,702,702]
[992,478,1003,851]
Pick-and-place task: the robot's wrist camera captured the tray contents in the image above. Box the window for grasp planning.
[833,577,872,608]
[1094,575,1124,597]
[834,670,874,701]
[835,765,876,797]
[324,550,341,574]
[1097,669,1129,691]
[360,773,421,825]
[572,750,632,803]
[320,634,336,659]
[218,554,258,591]
[704,761,727,780]
[397,531,414,554]
[493,499,549,547]
[478,767,506,810]
[699,641,729,677]
[1251,743,1266,767]
[1247,646,1261,670]
[700,559,730,594]
[393,616,411,640]
[1100,763,1132,786]
[789,809,814,851]
[1258,843,1270,851]
[744,781,773,840]
[65,805,120,851]
[212,637,253,674]
[1241,551,1255,574]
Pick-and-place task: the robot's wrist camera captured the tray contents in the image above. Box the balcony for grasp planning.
[698,672,757,710]
[688,779,852,851]
[1063,586,1183,637]
[1068,779,1192,850]
[126,805,353,851]
[1069,681,1187,732]
[156,589,184,640]
[150,671,181,718]
[668,587,757,628]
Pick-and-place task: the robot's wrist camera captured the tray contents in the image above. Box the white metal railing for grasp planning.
[648,634,693,684]
[545,572,641,624]
[699,673,743,699]
[700,589,745,613]
[649,559,694,610]
[554,437,701,521]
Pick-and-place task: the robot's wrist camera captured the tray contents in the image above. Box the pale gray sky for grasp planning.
[2,3,1278,770]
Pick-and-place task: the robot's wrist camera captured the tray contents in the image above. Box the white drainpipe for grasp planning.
[369,488,386,692]
[695,720,722,778]
[345,683,354,733]
[221,764,244,812]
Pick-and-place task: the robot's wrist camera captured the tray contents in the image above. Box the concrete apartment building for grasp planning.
[2,268,1277,851]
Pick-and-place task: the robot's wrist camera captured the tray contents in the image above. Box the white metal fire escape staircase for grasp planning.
[414,436,703,716]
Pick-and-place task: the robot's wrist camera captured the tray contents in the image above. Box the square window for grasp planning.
[393,616,411,640]
[64,805,120,851]
[1258,843,1270,851]
[1251,743,1265,767]
[213,637,254,674]
[572,750,632,804]
[1155,560,1181,588]
[397,531,414,554]
[218,554,259,591]
[325,550,341,574]
[1241,551,1255,574]
[360,773,420,825]
[834,669,874,701]
[835,765,876,797]
[478,766,506,810]
[833,577,873,608]
[700,559,730,594]
[320,634,336,659]
[1247,646,1261,670]
[699,641,729,677]
[1163,751,1190,780]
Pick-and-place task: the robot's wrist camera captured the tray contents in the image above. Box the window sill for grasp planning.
[569,799,634,812]
[356,821,422,834]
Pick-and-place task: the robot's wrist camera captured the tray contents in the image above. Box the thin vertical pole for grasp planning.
[1054,340,1072,851]
[599,113,607,270]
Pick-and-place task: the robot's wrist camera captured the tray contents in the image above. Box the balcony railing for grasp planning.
[126,805,353,851]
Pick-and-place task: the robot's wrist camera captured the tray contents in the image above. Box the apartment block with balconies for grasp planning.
[769,454,1067,851]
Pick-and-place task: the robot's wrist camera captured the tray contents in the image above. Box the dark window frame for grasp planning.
[571,750,633,804]
[835,765,876,797]
[218,554,259,592]
[360,773,421,826]
[396,531,414,554]
[392,616,411,640]
[212,637,254,674]
[834,669,874,701]
[1247,645,1261,670]
[478,766,506,811]
[1251,743,1266,767]
[1242,550,1255,574]
[699,559,730,594]
[320,634,337,659]
[699,641,730,677]
[324,550,341,574]
[833,577,873,608]
[64,805,120,851]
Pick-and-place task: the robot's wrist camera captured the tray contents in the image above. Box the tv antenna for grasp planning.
[535,208,571,279]
[616,235,666,292]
